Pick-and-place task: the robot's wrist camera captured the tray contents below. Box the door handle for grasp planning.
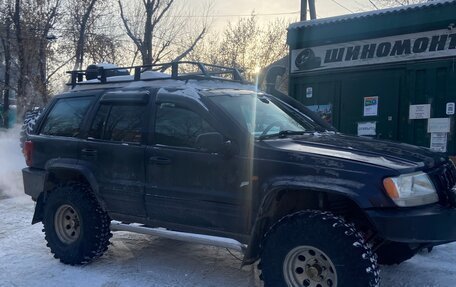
[81,148,98,157]
[149,156,171,165]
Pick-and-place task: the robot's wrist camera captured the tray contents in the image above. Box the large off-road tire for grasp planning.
[20,107,43,148]
[43,183,112,265]
[376,242,417,265]
[260,210,380,287]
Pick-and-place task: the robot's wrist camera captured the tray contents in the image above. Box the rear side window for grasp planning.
[88,104,146,143]
[40,97,93,137]
[155,103,215,148]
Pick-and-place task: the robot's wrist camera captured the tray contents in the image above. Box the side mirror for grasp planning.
[195,132,224,153]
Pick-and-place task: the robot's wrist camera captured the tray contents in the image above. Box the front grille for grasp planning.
[429,161,456,204]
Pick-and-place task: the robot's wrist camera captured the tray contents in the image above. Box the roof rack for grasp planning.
[66,61,246,88]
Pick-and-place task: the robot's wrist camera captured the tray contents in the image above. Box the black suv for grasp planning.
[22,62,456,287]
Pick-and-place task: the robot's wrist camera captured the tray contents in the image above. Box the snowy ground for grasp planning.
[1,127,456,287]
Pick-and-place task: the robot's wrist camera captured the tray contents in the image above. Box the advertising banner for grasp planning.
[291,29,456,73]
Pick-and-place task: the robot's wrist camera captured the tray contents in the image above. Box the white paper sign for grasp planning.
[447,102,455,115]
[306,87,313,98]
[430,132,447,152]
[409,104,431,119]
[363,96,378,117]
[358,122,376,136]
[428,118,451,133]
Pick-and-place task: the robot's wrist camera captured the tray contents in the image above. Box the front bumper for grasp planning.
[367,202,456,244]
[22,167,46,201]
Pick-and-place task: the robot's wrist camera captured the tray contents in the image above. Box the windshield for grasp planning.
[209,92,325,139]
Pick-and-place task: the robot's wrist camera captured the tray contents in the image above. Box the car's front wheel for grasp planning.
[260,210,380,287]
[43,183,112,265]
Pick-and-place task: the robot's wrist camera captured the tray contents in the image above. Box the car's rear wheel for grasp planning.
[54,204,81,244]
[260,210,380,287]
[43,183,112,265]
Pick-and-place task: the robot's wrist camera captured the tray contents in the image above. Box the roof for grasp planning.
[65,62,256,96]
[70,76,256,94]
[288,0,456,30]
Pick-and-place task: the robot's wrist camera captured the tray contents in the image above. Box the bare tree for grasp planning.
[1,5,13,128]
[12,0,26,115]
[72,0,98,70]
[118,0,209,66]
[36,0,61,102]
[11,0,62,115]
[190,15,289,82]
[46,0,125,91]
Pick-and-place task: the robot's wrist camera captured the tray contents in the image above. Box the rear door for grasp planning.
[79,91,150,219]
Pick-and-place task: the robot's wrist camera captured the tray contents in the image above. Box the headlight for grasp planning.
[383,172,438,207]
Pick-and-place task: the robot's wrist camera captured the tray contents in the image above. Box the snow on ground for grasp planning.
[0,196,254,287]
[0,126,26,199]
[1,127,456,287]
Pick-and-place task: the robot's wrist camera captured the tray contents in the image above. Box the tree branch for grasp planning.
[46,55,76,83]
[151,0,174,31]
[160,27,206,71]
[153,40,172,63]
[119,0,143,49]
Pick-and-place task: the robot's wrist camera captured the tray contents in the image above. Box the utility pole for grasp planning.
[308,0,317,20]
[301,0,317,21]
[300,0,308,21]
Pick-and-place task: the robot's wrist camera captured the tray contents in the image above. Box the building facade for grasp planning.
[287,0,456,156]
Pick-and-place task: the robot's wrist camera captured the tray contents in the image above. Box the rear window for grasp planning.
[40,97,93,137]
[88,104,147,144]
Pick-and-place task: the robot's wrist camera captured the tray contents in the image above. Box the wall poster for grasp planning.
[430,132,448,152]
[428,118,451,133]
[358,122,377,136]
[409,104,431,119]
[363,96,378,117]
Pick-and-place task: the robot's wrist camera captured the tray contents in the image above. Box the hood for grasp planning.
[262,132,447,171]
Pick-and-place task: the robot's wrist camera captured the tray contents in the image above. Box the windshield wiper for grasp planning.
[258,130,311,141]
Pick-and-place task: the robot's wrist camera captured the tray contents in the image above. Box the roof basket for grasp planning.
[67,61,246,88]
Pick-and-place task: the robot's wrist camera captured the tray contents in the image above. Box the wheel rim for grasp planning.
[54,204,81,244]
[283,246,337,287]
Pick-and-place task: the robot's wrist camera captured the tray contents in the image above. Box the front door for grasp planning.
[145,100,248,235]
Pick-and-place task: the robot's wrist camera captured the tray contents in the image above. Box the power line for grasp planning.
[329,0,355,13]
[164,11,300,18]
[353,0,371,11]
[368,0,380,9]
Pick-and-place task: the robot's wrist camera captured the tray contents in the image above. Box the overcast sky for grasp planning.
[200,0,379,30]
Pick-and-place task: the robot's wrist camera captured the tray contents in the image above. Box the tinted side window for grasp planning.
[88,105,110,140]
[40,97,93,137]
[89,104,146,143]
[155,103,215,148]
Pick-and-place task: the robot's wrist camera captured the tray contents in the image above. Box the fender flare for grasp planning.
[43,159,106,210]
[243,177,370,265]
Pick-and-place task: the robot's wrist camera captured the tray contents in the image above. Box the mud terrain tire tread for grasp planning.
[43,183,112,265]
[259,210,380,287]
